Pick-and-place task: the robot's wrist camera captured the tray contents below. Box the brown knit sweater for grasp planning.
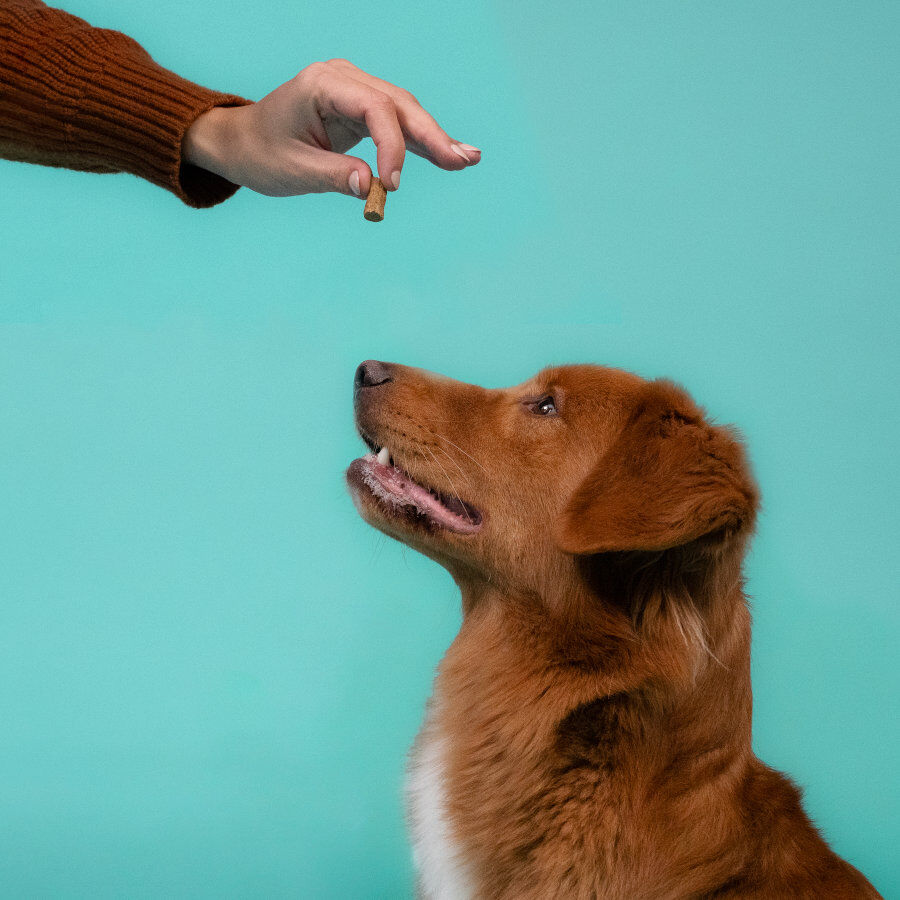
[0,0,251,207]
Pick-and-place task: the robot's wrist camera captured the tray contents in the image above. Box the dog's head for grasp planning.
[347,361,758,608]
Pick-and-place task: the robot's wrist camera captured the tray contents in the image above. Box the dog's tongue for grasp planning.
[361,454,482,534]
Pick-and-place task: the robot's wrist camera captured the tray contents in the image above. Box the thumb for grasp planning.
[294,146,373,198]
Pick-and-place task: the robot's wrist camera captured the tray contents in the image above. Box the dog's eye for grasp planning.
[528,395,557,416]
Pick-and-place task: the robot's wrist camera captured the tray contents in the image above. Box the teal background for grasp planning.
[1,0,897,896]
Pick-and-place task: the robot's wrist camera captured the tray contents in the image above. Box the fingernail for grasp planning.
[458,144,481,154]
[390,169,401,190]
[450,143,470,163]
[348,170,361,196]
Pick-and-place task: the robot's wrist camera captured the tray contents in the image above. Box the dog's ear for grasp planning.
[555,382,757,555]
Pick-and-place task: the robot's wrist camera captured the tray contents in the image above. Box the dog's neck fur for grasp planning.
[452,538,753,703]
[427,551,762,896]
[450,557,755,755]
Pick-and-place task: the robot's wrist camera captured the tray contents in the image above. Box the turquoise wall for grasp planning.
[1,1,896,895]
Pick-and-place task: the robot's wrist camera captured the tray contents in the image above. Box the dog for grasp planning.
[346,360,881,899]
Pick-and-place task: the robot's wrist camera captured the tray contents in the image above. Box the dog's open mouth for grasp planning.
[348,439,483,535]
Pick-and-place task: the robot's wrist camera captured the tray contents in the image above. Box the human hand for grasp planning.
[182,59,481,199]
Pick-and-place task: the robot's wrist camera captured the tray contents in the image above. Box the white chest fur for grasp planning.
[406,719,475,900]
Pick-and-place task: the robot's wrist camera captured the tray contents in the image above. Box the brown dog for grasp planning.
[346,360,881,900]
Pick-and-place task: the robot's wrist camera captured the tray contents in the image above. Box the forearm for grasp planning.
[0,0,251,207]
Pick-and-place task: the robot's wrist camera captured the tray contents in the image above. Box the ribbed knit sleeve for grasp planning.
[0,0,252,207]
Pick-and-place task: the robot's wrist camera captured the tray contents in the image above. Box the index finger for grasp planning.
[318,75,406,189]
[324,60,481,170]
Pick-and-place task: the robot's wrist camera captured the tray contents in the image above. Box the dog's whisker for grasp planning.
[434,442,472,488]
[426,447,473,524]
[368,531,388,566]
[430,432,488,475]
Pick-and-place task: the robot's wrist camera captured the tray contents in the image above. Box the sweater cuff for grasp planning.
[61,29,252,208]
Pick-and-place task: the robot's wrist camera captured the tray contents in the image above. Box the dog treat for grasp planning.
[364,177,387,222]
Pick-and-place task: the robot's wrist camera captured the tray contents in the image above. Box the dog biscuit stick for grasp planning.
[364,177,387,222]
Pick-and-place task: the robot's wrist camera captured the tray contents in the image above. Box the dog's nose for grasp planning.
[355,360,393,389]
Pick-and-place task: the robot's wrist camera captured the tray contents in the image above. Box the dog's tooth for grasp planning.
[377,447,390,466]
